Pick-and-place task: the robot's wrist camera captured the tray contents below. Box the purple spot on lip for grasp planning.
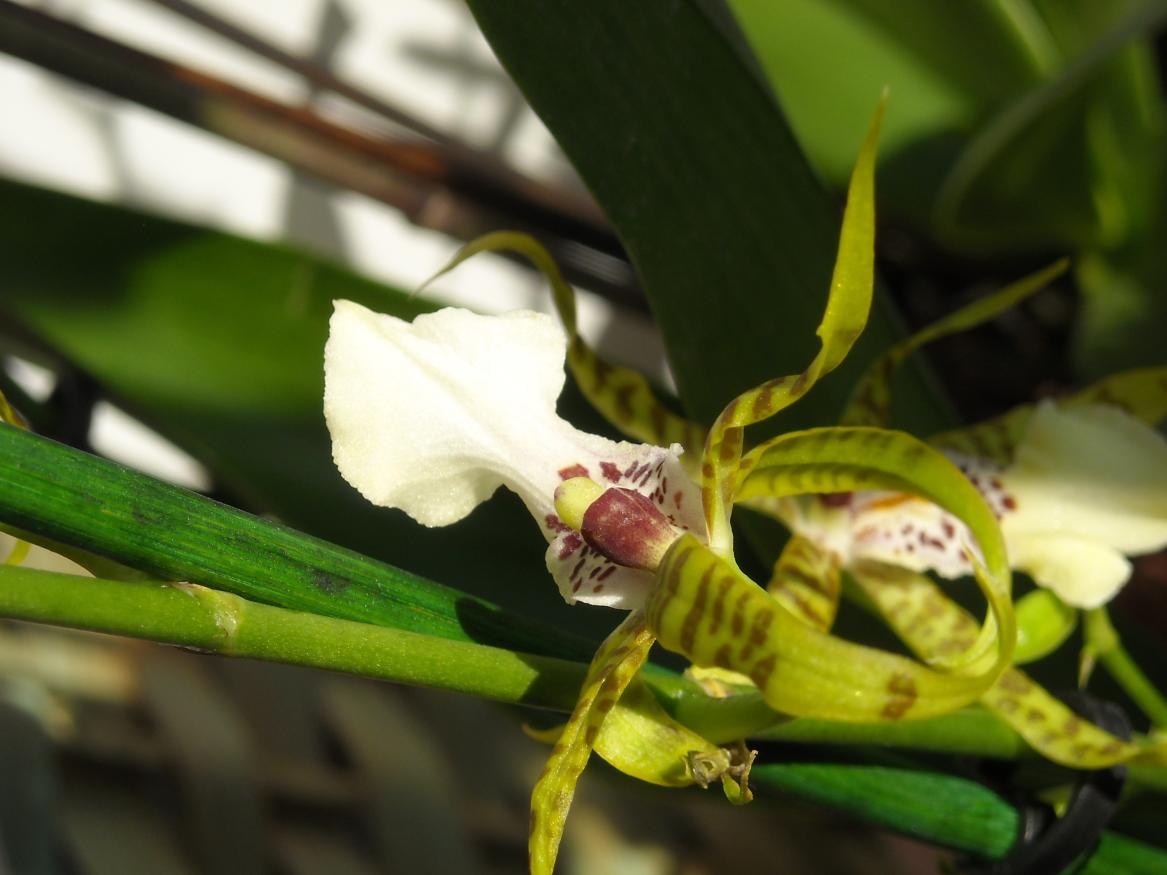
[558,532,582,560]
[558,464,588,481]
[600,461,621,482]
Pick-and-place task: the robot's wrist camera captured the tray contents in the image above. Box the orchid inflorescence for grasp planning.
[323,102,1167,873]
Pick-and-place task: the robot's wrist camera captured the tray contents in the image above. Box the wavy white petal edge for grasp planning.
[323,302,704,609]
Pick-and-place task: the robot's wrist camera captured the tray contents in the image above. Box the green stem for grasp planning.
[0,423,594,662]
[0,564,586,710]
[4,565,1167,866]
[1085,607,1167,729]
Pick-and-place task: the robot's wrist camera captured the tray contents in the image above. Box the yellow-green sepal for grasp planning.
[848,563,1138,768]
[931,365,1167,464]
[529,678,755,804]
[767,533,841,633]
[649,535,998,723]
[528,611,654,875]
[736,425,1015,677]
[841,259,1069,428]
[699,95,885,555]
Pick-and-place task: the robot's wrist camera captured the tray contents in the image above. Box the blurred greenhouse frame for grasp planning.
[0,1,1166,873]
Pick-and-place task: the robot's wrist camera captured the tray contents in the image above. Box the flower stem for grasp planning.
[0,565,586,711]
[1084,607,1167,729]
[5,565,1167,867]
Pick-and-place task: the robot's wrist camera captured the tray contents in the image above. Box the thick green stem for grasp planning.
[1085,607,1167,729]
[0,423,594,662]
[5,565,1167,867]
[0,565,585,711]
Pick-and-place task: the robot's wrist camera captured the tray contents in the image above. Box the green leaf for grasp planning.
[0,422,594,661]
[934,2,1167,251]
[0,179,611,634]
[465,0,952,437]
[726,0,1049,222]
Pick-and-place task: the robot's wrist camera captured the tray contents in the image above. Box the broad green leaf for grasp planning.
[1076,216,1167,377]
[465,0,952,438]
[935,2,1167,251]
[727,0,1051,223]
[0,180,607,632]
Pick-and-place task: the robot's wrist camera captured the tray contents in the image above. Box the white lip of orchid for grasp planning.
[323,301,706,610]
[792,400,1167,609]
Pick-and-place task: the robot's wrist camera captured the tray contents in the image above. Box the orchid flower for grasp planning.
[325,102,1025,874]
[752,264,1167,764]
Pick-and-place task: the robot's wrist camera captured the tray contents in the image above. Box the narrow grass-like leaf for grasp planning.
[0,423,593,661]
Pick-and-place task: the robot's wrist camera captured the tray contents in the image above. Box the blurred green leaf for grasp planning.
[466,0,953,437]
[935,1,1167,252]
[0,179,611,636]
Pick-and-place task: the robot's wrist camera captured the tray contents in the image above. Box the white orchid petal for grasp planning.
[848,493,975,579]
[1009,534,1132,609]
[326,302,612,526]
[546,444,703,608]
[324,301,704,610]
[1001,401,1167,556]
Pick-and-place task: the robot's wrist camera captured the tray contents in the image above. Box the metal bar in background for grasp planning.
[0,1,642,308]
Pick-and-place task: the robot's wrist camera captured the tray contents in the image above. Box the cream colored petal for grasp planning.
[1002,401,1167,556]
[324,302,703,609]
[847,492,976,579]
[1008,534,1131,609]
[325,302,615,527]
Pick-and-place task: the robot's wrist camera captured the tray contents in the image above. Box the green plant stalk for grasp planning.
[1085,607,1167,729]
[3,425,1162,763]
[0,423,594,663]
[4,566,1167,867]
[0,562,1016,756]
[0,564,585,710]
